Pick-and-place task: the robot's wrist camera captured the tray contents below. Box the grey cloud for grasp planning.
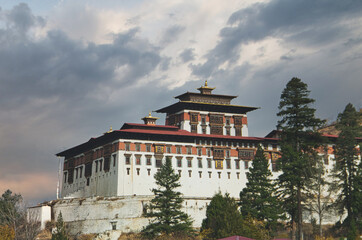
[191,0,362,78]
[0,3,167,203]
[179,48,195,63]
[160,24,185,45]
[3,3,44,33]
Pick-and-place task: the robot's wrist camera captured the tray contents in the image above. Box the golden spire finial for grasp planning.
[106,126,113,133]
[149,111,152,117]
[205,80,208,87]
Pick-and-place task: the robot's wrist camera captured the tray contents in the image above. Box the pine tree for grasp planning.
[331,103,361,239]
[142,157,193,239]
[276,77,325,240]
[239,145,284,235]
[52,212,68,240]
[201,192,269,240]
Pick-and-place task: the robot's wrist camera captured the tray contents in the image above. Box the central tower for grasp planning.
[156,81,258,137]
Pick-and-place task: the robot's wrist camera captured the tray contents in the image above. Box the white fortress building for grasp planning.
[32,82,345,238]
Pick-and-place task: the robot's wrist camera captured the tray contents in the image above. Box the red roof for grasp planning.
[117,125,272,141]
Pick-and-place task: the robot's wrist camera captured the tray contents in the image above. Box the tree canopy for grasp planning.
[239,145,284,235]
[142,157,193,239]
[331,103,362,239]
[277,77,325,240]
[202,192,269,240]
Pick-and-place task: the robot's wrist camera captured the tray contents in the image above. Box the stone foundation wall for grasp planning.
[53,196,211,236]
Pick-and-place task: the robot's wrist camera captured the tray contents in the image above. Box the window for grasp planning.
[199,171,202,178]
[187,147,192,155]
[239,149,255,160]
[225,117,230,125]
[227,172,230,179]
[146,144,151,152]
[197,148,202,156]
[235,160,240,169]
[79,167,83,178]
[213,149,224,159]
[95,161,98,172]
[146,157,151,166]
[226,128,230,136]
[201,115,206,124]
[207,148,211,157]
[126,168,130,175]
[210,126,223,135]
[166,146,171,153]
[207,159,212,168]
[188,170,192,177]
[177,158,182,167]
[112,155,117,167]
[125,143,130,151]
[147,169,151,176]
[135,156,141,165]
[187,158,192,167]
[234,116,242,125]
[155,145,164,154]
[136,168,140,175]
[156,159,162,168]
[235,128,242,136]
[226,159,231,169]
[244,161,249,169]
[111,222,117,230]
[99,160,103,172]
[218,172,221,178]
[125,156,130,165]
[178,170,182,176]
[208,171,212,178]
[236,172,240,179]
[75,168,78,179]
[198,158,203,168]
[191,113,198,123]
[86,177,90,186]
[176,146,181,154]
[135,143,141,152]
[209,114,223,124]
[202,126,207,134]
[191,124,197,133]
[225,150,230,158]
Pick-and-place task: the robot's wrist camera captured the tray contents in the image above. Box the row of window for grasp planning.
[124,155,251,170]
[125,167,243,179]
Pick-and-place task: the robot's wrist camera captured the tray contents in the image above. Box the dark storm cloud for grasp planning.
[0,3,166,202]
[0,10,162,109]
[179,48,195,63]
[191,0,362,77]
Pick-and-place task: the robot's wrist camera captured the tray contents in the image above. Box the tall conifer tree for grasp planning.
[239,145,284,235]
[331,103,361,239]
[142,157,193,239]
[276,78,325,240]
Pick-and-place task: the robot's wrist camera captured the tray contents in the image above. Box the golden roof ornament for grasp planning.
[142,111,159,125]
[197,79,215,94]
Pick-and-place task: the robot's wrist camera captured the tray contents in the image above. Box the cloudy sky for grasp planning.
[0,0,361,204]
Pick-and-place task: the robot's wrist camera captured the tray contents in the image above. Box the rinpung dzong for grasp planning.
[29,82,347,237]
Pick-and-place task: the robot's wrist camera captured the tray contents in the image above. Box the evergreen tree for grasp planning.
[276,77,325,240]
[201,192,268,240]
[239,145,284,235]
[52,212,68,240]
[142,157,193,239]
[331,103,361,239]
